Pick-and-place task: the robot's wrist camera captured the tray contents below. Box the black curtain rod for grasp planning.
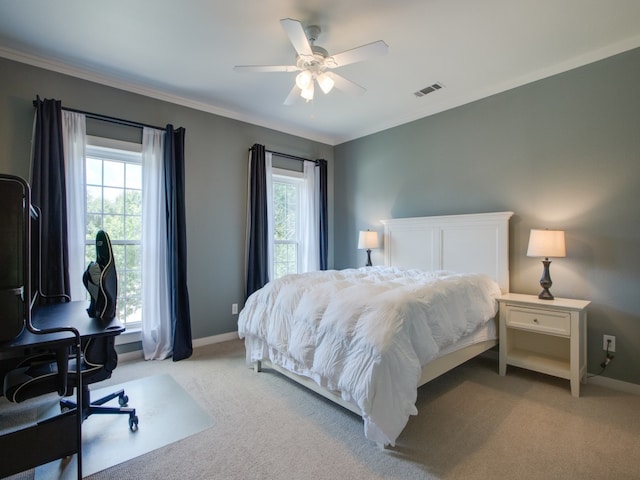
[249,147,317,164]
[32,99,165,131]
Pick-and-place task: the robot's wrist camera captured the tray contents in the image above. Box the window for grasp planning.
[272,168,303,279]
[85,137,142,327]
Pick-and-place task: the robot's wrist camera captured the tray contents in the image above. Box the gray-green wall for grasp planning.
[2,47,638,387]
[0,57,334,342]
[334,48,640,385]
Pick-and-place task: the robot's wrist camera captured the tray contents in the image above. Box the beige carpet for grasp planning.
[6,339,640,479]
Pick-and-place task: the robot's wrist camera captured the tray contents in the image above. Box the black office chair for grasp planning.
[65,230,138,430]
[59,334,138,431]
[4,230,138,431]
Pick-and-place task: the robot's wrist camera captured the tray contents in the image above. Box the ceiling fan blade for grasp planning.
[331,73,366,96]
[280,18,313,56]
[327,40,389,68]
[234,65,298,73]
[283,84,301,106]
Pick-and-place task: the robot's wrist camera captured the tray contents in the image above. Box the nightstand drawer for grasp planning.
[505,305,570,336]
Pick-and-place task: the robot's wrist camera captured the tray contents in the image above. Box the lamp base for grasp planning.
[538,288,554,300]
[538,258,554,300]
[365,249,372,267]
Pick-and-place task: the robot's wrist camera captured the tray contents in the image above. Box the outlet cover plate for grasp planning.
[603,335,616,352]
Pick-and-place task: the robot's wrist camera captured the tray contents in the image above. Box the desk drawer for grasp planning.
[506,305,570,336]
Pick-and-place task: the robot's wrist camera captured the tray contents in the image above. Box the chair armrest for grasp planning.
[25,322,80,398]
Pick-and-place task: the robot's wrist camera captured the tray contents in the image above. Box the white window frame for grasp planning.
[85,136,143,330]
[272,168,304,278]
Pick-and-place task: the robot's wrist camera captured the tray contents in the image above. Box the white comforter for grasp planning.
[238,267,501,446]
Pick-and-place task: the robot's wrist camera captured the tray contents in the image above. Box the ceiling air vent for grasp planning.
[414,82,444,98]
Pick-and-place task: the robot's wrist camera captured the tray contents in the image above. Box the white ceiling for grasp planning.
[1,0,639,146]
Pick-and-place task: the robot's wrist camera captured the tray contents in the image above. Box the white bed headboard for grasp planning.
[380,211,513,293]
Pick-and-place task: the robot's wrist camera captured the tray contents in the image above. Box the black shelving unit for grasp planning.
[0,174,83,479]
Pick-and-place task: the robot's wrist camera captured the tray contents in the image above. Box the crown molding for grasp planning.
[4,34,640,147]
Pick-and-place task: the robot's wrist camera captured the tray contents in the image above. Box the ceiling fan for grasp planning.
[234,18,388,105]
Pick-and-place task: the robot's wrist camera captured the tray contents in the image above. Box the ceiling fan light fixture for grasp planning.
[300,82,314,102]
[235,19,388,106]
[295,70,313,90]
[317,72,335,94]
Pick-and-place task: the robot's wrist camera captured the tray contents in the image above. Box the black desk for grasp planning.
[1,301,124,363]
[2,300,124,350]
[0,301,124,479]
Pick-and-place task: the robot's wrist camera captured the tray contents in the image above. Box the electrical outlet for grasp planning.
[232,303,238,315]
[603,335,616,352]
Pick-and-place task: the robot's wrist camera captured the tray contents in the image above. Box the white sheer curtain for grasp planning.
[300,161,319,272]
[264,152,274,280]
[141,127,172,360]
[61,110,87,301]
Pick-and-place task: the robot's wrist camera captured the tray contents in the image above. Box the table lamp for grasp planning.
[358,230,379,267]
[527,228,566,300]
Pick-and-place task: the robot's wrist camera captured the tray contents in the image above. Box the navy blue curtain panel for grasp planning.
[317,159,328,270]
[164,125,193,361]
[31,97,71,303]
[246,144,269,299]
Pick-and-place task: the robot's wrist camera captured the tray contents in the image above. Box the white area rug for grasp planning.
[35,374,214,479]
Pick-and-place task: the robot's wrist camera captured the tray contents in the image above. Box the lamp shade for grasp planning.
[317,72,335,94]
[300,81,314,102]
[527,229,566,258]
[295,70,312,90]
[358,230,379,250]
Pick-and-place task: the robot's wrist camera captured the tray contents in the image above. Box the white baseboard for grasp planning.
[482,350,638,395]
[117,331,240,363]
[587,374,640,396]
[192,331,239,348]
[117,350,145,362]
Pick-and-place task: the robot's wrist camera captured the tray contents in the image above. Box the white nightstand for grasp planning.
[498,293,591,397]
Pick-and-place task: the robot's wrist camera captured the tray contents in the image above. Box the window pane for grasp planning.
[103,161,124,188]
[86,214,103,240]
[125,299,142,323]
[123,268,142,320]
[125,189,142,215]
[111,244,126,272]
[125,215,142,240]
[104,214,125,239]
[126,163,142,189]
[86,157,102,185]
[125,270,141,298]
[86,186,102,214]
[285,197,296,239]
[273,182,297,241]
[103,187,124,214]
[274,243,297,279]
[125,244,141,270]
[116,302,127,323]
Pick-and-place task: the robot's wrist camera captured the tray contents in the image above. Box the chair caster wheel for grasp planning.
[119,394,129,406]
[129,415,139,431]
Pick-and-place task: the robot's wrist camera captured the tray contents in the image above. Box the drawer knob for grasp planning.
[533,318,539,323]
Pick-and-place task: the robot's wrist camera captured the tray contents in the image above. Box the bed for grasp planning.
[238,211,513,446]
